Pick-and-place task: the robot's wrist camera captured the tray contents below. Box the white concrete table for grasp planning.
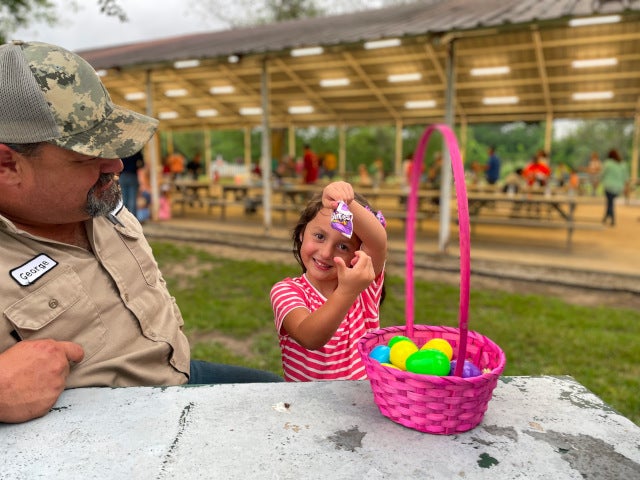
[2,376,639,479]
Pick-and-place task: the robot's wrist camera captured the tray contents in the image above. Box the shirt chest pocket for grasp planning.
[4,266,106,362]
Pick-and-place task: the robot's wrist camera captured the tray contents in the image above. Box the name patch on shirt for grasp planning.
[10,254,58,286]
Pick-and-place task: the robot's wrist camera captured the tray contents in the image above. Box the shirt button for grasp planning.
[48,299,59,309]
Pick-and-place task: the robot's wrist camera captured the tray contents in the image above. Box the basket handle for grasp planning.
[405,124,470,377]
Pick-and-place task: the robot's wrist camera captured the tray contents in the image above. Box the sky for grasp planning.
[12,0,228,51]
[11,0,390,51]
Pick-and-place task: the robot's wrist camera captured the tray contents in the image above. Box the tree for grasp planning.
[0,0,126,43]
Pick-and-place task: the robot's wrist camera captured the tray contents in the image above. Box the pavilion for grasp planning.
[78,0,640,247]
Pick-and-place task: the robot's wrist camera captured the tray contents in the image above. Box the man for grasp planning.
[0,40,280,424]
[119,149,144,217]
[478,145,501,185]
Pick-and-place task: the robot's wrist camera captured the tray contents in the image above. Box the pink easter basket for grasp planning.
[357,124,506,435]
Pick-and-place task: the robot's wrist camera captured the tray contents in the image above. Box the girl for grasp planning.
[270,181,387,381]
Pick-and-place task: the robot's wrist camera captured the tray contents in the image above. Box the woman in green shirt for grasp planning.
[601,149,629,226]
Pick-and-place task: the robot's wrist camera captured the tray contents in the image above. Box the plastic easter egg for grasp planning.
[421,338,453,360]
[381,363,400,370]
[406,349,450,376]
[369,345,391,363]
[388,335,412,348]
[389,340,418,370]
[449,360,482,378]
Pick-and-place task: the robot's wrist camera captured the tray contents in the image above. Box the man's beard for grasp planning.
[85,173,122,217]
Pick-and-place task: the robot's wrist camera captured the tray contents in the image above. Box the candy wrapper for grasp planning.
[331,201,354,238]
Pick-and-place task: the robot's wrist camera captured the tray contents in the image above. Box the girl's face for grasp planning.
[300,207,361,291]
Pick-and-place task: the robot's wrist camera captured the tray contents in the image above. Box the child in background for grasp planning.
[270,181,387,381]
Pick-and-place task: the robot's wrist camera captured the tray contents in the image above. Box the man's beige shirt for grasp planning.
[0,208,189,387]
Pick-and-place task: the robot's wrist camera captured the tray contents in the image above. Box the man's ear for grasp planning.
[0,144,20,184]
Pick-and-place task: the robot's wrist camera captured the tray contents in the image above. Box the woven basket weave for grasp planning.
[357,124,506,435]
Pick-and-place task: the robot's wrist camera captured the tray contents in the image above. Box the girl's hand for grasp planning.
[322,181,354,209]
[334,250,375,296]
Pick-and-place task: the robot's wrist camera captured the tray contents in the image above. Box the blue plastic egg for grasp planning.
[369,344,391,364]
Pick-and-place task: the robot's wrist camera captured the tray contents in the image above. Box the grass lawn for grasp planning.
[151,241,639,426]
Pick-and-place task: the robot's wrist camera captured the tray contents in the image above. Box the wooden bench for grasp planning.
[205,197,245,219]
[467,215,604,248]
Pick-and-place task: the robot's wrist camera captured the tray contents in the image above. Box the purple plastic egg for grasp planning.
[449,359,482,378]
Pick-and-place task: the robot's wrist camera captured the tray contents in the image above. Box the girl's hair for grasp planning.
[292,191,386,303]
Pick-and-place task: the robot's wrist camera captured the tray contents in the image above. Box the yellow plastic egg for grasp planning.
[421,338,453,360]
[389,340,418,370]
[381,363,401,370]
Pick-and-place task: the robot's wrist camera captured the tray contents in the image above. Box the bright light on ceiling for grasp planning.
[569,15,621,27]
[571,58,618,68]
[572,91,613,100]
[320,78,350,87]
[483,96,519,105]
[124,92,146,101]
[158,111,179,120]
[196,109,218,117]
[210,85,235,94]
[291,46,324,57]
[364,38,401,49]
[174,59,200,69]
[388,73,422,82]
[405,100,436,109]
[239,107,263,115]
[288,105,314,114]
[165,88,188,97]
[470,66,510,76]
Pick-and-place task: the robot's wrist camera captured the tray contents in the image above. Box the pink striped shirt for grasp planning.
[270,272,384,381]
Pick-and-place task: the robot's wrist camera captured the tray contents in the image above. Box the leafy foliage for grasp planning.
[0,0,126,43]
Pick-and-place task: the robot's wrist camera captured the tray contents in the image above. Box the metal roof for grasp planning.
[78,0,640,131]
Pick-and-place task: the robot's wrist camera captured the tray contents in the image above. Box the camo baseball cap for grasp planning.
[0,40,158,158]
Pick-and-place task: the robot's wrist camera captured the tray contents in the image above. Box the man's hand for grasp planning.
[0,339,84,423]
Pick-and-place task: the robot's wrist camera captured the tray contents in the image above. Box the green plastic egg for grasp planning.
[406,349,451,376]
[388,335,412,348]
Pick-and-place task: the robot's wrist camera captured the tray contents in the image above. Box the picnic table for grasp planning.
[463,192,603,248]
[2,376,638,479]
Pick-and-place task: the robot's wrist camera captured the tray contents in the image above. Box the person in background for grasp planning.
[166,150,185,179]
[0,40,281,424]
[586,151,602,196]
[302,144,319,184]
[502,167,525,194]
[186,152,204,180]
[600,148,629,226]
[270,181,387,381]
[472,145,501,185]
[119,149,144,217]
[427,151,443,189]
[323,150,338,179]
[523,152,552,186]
[356,163,373,187]
[370,157,384,189]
